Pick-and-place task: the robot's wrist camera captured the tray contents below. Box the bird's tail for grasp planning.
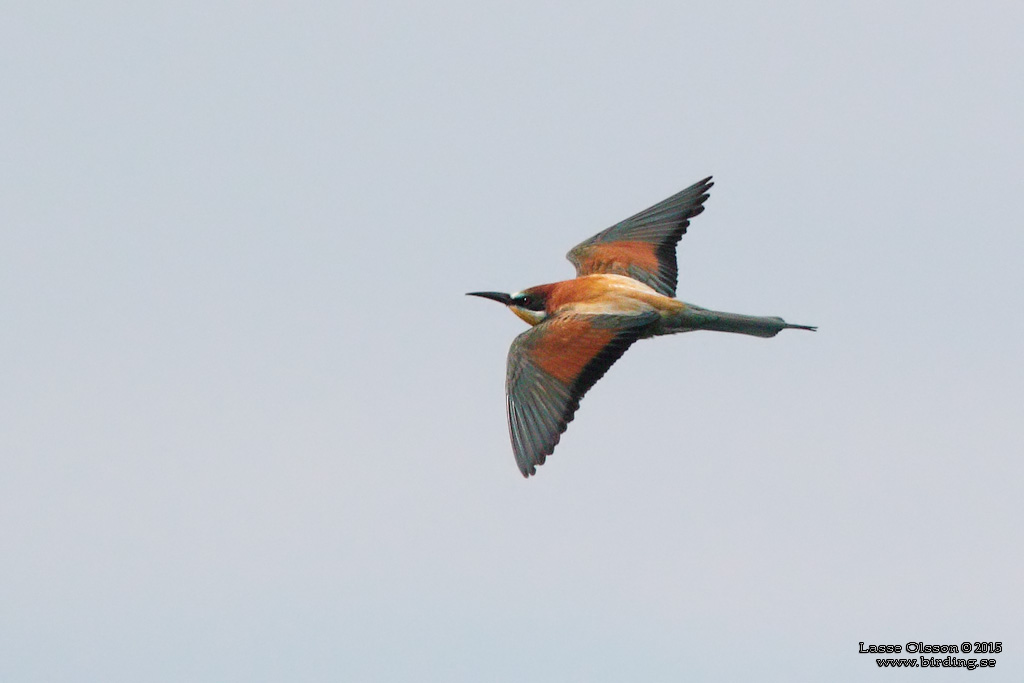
[659,306,816,338]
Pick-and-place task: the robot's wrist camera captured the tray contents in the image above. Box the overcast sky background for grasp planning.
[3,2,1023,681]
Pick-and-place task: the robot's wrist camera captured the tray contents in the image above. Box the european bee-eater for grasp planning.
[469,176,815,477]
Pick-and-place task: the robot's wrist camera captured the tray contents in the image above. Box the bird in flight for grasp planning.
[468,176,815,477]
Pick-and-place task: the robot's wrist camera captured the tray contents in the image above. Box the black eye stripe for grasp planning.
[514,295,544,311]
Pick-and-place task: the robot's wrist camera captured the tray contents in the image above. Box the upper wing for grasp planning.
[505,310,658,477]
[566,176,713,297]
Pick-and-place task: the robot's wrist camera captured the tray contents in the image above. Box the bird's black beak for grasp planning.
[466,291,513,306]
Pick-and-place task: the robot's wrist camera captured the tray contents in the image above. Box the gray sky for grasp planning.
[3,2,1023,681]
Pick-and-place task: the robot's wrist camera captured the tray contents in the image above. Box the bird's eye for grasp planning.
[516,294,544,311]
[512,293,545,311]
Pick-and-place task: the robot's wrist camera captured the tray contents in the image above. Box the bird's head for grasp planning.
[467,287,550,326]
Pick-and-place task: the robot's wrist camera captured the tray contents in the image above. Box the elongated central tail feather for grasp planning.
[658,306,817,338]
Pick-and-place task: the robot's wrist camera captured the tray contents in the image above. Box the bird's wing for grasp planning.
[566,176,713,297]
[505,309,659,477]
